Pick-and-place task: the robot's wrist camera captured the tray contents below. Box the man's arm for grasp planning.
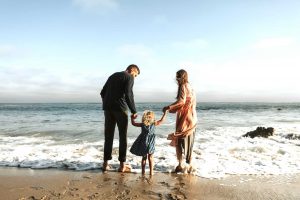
[124,76,137,114]
[100,81,107,99]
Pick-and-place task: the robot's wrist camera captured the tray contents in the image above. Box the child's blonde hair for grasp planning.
[142,110,155,126]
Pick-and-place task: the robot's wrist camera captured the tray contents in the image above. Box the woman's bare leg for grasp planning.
[175,145,184,172]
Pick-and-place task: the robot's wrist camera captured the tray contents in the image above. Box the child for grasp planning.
[130,110,167,175]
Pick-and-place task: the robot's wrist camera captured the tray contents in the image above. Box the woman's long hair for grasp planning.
[176,69,189,99]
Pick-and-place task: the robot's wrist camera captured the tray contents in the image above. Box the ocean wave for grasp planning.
[1,103,300,178]
[0,132,299,179]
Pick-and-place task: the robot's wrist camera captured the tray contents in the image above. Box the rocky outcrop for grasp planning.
[243,127,274,138]
[285,134,300,140]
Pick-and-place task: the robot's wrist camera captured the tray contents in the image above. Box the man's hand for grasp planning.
[131,113,138,119]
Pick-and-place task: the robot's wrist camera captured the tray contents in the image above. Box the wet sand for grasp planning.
[1,167,300,200]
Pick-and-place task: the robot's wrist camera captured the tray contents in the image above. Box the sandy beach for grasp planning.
[0,167,299,200]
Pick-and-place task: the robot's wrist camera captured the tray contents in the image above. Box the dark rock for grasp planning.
[285,134,300,140]
[243,127,274,138]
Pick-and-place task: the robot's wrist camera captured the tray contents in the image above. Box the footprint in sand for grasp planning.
[166,193,187,200]
[159,181,171,187]
[175,182,186,187]
[40,195,50,200]
[87,192,100,199]
[83,175,92,179]
[103,177,112,182]
[19,196,38,200]
[142,190,163,198]
[30,186,44,190]
[69,187,79,191]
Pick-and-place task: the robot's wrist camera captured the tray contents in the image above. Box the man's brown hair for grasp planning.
[126,64,140,74]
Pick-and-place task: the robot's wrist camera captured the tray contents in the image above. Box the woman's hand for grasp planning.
[162,106,170,113]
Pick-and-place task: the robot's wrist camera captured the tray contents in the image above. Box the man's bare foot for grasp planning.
[102,161,110,172]
[118,164,131,173]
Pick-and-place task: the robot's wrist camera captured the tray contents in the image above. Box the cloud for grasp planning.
[174,42,300,101]
[172,38,208,50]
[252,37,294,49]
[72,0,119,13]
[0,65,104,103]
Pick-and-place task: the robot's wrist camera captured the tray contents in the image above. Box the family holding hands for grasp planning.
[100,64,197,175]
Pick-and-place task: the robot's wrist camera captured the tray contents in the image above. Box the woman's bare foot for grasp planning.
[174,165,184,173]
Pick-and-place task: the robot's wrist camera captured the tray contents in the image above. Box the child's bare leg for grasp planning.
[148,154,153,175]
[141,156,147,175]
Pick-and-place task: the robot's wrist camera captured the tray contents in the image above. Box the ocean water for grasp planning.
[0,102,299,178]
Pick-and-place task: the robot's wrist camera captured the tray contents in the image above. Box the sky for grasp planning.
[1,0,300,103]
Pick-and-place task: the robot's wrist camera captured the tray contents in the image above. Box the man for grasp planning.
[100,64,140,172]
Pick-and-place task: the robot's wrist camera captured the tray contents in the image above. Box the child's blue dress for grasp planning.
[130,123,156,156]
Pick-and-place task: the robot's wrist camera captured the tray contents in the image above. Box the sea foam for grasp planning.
[0,103,300,178]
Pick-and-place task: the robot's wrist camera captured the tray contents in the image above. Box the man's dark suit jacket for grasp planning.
[100,71,137,114]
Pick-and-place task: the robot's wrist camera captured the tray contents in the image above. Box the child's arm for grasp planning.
[131,115,142,127]
[155,111,168,126]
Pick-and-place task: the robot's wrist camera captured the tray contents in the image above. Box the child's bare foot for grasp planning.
[186,164,194,173]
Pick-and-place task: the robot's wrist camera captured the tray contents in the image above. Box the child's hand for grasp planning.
[130,114,142,127]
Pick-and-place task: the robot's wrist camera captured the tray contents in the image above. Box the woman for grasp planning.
[163,69,197,173]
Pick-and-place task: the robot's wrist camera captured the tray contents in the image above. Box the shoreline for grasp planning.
[1,167,300,200]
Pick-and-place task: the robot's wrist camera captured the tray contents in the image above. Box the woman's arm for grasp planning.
[164,85,186,113]
[155,111,168,126]
[131,115,142,127]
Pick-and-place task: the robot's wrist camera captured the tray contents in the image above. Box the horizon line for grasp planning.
[1,101,300,104]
